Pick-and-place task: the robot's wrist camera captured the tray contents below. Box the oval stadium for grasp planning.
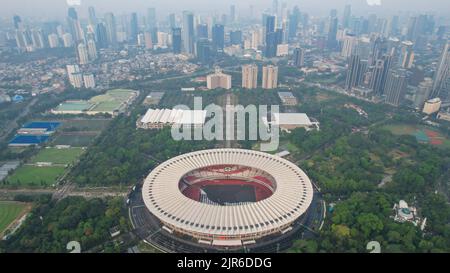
[130,149,321,253]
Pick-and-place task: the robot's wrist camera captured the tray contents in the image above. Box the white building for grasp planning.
[137,109,207,129]
[77,43,89,65]
[262,113,320,133]
[423,98,442,115]
[62,33,73,48]
[48,33,59,48]
[262,65,278,89]
[276,44,289,57]
[66,65,83,88]
[207,67,232,90]
[83,73,95,89]
[87,39,97,60]
[242,64,258,89]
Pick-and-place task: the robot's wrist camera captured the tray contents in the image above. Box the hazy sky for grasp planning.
[1,0,449,19]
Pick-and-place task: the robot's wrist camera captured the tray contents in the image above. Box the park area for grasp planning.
[382,123,450,148]
[0,201,29,236]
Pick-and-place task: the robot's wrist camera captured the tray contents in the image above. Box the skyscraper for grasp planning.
[196,39,211,64]
[431,42,450,99]
[182,11,195,55]
[415,78,434,108]
[230,30,242,45]
[105,13,117,47]
[293,47,305,68]
[327,16,338,50]
[147,8,158,45]
[196,24,208,39]
[212,24,224,51]
[88,7,97,26]
[346,55,361,91]
[385,70,407,106]
[95,23,108,49]
[130,12,139,43]
[87,39,97,60]
[172,28,182,54]
[288,6,300,40]
[67,8,84,43]
[262,65,278,89]
[77,43,89,65]
[242,64,258,89]
[342,5,351,29]
[230,5,236,23]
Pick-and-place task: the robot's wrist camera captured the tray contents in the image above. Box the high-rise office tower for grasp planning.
[196,39,211,63]
[172,28,182,54]
[385,70,407,106]
[369,55,392,95]
[288,6,300,41]
[430,42,450,99]
[342,5,351,29]
[415,78,434,108]
[130,12,139,43]
[196,24,208,39]
[95,23,108,49]
[230,5,236,23]
[67,8,84,43]
[13,15,22,30]
[147,8,158,45]
[212,24,224,51]
[105,13,117,47]
[88,7,97,26]
[265,15,276,36]
[230,30,242,45]
[77,43,89,65]
[399,41,415,69]
[169,13,176,29]
[293,47,305,68]
[327,16,338,50]
[346,55,361,91]
[242,64,258,89]
[341,34,359,58]
[87,39,97,60]
[262,65,278,89]
[182,11,195,54]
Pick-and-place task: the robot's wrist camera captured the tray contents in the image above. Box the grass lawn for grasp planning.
[0,201,27,234]
[29,147,84,165]
[5,165,66,187]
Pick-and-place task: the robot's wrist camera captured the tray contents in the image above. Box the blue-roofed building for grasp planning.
[12,95,24,103]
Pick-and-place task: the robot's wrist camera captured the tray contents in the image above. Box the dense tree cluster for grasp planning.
[0,196,127,253]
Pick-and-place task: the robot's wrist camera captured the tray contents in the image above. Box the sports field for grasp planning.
[53,101,93,112]
[52,134,97,147]
[29,147,84,165]
[89,89,136,112]
[0,201,27,235]
[59,119,111,131]
[5,165,66,187]
[383,124,450,148]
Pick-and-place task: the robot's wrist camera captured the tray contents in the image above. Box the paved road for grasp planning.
[0,97,38,141]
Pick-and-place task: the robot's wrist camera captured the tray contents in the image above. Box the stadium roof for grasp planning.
[142,149,314,239]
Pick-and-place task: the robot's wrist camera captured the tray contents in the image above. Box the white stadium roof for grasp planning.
[142,149,314,240]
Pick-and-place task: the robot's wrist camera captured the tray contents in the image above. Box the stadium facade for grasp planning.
[141,148,314,247]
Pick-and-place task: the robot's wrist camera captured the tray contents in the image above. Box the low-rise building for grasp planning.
[137,108,207,129]
[423,98,442,115]
[262,113,320,133]
[278,92,298,106]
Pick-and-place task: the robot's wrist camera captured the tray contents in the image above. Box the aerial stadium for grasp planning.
[131,148,320,252]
